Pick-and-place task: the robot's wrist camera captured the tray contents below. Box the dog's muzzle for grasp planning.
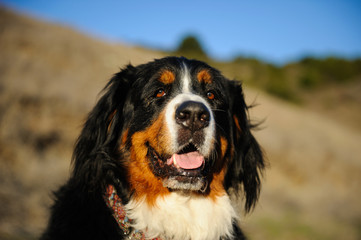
[147,96,216,192]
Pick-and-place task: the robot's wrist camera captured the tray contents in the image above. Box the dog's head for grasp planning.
[72,57,264,211]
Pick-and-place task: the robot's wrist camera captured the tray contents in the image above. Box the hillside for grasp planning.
[1,7,361,240]
[0,7,164,239]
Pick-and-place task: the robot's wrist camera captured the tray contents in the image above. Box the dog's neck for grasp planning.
[104,185,162,240]
[105,185,237,240]
[105,184,237,240]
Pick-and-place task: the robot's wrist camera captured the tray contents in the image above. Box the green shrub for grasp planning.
[175,35,207,59]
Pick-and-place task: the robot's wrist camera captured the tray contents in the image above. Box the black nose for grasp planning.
[175,101,210,131]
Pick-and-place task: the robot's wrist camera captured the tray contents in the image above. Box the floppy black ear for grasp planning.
[71,65,136,196]
[225,80,265,213]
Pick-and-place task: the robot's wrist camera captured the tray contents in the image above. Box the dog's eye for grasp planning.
[156,89,166,98]
[206,91,215,100]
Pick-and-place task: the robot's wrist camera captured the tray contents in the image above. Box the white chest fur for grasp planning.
[125,193,237,240]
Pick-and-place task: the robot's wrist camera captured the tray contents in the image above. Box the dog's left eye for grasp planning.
[155,89,166,98]
[206,91,215,100]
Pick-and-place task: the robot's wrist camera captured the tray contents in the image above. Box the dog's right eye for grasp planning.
[155,89,166,98]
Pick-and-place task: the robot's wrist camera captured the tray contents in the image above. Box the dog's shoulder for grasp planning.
[40,179,123,240]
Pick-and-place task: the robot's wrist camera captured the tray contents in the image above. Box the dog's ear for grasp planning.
[225,80,265,213]
[71,65,136,195]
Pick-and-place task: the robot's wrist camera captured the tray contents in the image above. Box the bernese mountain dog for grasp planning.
[41,56,264,240]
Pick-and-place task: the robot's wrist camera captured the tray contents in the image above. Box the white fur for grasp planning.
[165,92,215,156]
[181,62,192,93]
[164,64,215,156]
[125,193,237,240]
[162,176,207,191]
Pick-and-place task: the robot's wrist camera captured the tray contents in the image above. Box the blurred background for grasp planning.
[0,1,360,239]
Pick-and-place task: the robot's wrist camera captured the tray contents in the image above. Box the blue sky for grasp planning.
[2,0,361,64]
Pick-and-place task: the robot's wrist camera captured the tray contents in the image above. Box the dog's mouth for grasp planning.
[166,144,205,170]
[147,143,209,192]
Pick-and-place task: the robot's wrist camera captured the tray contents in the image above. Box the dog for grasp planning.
[41,56,264,240]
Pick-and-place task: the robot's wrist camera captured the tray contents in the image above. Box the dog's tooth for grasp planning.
[173,155,180,168]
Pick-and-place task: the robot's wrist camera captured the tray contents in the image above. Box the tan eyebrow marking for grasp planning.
[197,69,212,84]
[159,70,175,84]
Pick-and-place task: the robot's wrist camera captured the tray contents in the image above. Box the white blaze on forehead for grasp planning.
[181,62,191,93]
[164,63,215,156]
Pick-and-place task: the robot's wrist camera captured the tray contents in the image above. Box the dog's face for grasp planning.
[73,57,263,210]
[123,58,232,195]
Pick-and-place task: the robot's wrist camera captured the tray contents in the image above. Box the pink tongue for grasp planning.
[169,152,204,169]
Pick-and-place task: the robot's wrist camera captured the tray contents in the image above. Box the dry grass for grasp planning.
[1,7,360,240]
[243,89,361,239]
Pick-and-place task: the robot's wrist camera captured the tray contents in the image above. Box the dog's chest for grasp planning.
[125,193,237,240]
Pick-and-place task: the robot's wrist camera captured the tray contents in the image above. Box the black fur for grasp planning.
[225,80,265,212]
[41,57,264,240]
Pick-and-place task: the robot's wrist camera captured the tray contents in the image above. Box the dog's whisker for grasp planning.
[211,108,227,113]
